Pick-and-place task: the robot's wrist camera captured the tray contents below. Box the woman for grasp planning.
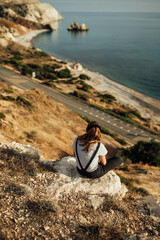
[72,121,122,178]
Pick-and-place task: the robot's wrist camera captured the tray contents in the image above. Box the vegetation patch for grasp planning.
[56,68,72,78]
[123,140,160,166]
[77,81,93,92]
[0,94,15,101]
[79,74,90,80]
[117,174,149,196]
[3,87,14,94]
[24,131,37,141]
[99,93,116,102]
[0,112,5,120]
[16,96,33,109]
[69,90,88,101]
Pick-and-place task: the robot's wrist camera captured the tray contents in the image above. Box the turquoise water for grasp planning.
[33,12,160,100]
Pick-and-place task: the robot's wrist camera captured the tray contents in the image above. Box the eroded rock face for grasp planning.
[47,156,128,209]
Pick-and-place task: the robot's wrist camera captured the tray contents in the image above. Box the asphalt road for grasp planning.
[0,66,159,144]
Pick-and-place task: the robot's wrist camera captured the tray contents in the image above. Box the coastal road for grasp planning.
[0,66,159,145]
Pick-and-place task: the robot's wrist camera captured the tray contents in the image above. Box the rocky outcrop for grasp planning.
[68,22,89,31]
[46,156,128,209]
[0,0,62,46]
[0,142,127,209]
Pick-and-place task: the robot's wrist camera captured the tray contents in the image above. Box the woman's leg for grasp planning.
[102,156,122,173]
[91,157,122,178]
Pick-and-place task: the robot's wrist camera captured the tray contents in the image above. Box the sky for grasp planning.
[42,0,160,13]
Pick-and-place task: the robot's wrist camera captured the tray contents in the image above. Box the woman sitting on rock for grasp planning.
[73,121,122,178]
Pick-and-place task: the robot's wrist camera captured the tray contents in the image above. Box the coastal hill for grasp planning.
[0,81,160,239]
[0,0,62,46]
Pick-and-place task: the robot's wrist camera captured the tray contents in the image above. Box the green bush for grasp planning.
[16,96,33,109]
[101,93,116,101]
[123,140,160,166]
[117,174,149,195]
[69,90,88,101]
[21,65,32,76]
[0,95,15,101]
[56,68,72,78]
[0,112,5,119]
[9,59,22,67]
[77,81,93,92]
[11,51,22,60]
[79,74,90,80]
[3,88,13,94]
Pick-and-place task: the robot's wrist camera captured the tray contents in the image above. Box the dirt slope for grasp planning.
[0,82,120,159]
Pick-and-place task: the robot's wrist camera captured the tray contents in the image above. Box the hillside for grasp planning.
[0,81,121,159]
[0,0,62,46]
[0,81,160,239]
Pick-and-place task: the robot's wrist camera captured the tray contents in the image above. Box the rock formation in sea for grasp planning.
[68,22,89,31]
[0,0,63,46]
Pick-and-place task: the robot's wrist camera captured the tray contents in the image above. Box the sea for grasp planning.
[32,12,160,100]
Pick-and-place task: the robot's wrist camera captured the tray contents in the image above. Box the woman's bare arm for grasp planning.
[99,155,107,165]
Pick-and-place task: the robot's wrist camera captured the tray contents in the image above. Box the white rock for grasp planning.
[48,156,128,208]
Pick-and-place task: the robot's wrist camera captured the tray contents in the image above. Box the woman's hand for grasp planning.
[99,155,107,165]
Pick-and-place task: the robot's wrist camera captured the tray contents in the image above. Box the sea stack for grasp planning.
[67,22,89,31]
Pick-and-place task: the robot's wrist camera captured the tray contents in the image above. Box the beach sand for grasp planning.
[16,30,160,124]
[16,29,49,48]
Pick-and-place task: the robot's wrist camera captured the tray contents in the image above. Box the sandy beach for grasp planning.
[16,29,160,123]
[16,29,49,48]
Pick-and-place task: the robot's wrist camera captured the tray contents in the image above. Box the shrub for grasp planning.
[43,72,58,80]
[69,91,88,101]
[9,59,22,67]
[0,95,15,101]
[16,96,33,109]
[129,110,147,122]
[24,131,37,141]
[20,65,32,76]
[123,140,160,166]
[77,81,93,92]
[101,93,116,101]
[0,112,5,119]
[3,88,13,94]
[41,81,56,88]
[79,74,90,80]
[56,68,72,78]
[11,51,22,60]
[117,174,149,196]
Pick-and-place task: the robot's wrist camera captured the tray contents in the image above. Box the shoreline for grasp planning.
[16,29,160,123]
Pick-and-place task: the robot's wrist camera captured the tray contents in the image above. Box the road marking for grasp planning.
[127,130,130,132]
[84,110,87,112]
[120,126,123,129]
[79,108,82,110]
[101,118,104,120]
[89,112,93,115]
[107,120,110,123]
[95,115,98,117]
[113,123,117,126]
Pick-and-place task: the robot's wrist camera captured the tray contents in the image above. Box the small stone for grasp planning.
[153,230,159,236]
[44,226,50,231]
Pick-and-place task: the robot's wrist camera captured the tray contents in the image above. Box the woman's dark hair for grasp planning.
[78,121,101,152]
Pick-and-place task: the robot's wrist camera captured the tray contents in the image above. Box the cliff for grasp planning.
[0,0,62,46]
